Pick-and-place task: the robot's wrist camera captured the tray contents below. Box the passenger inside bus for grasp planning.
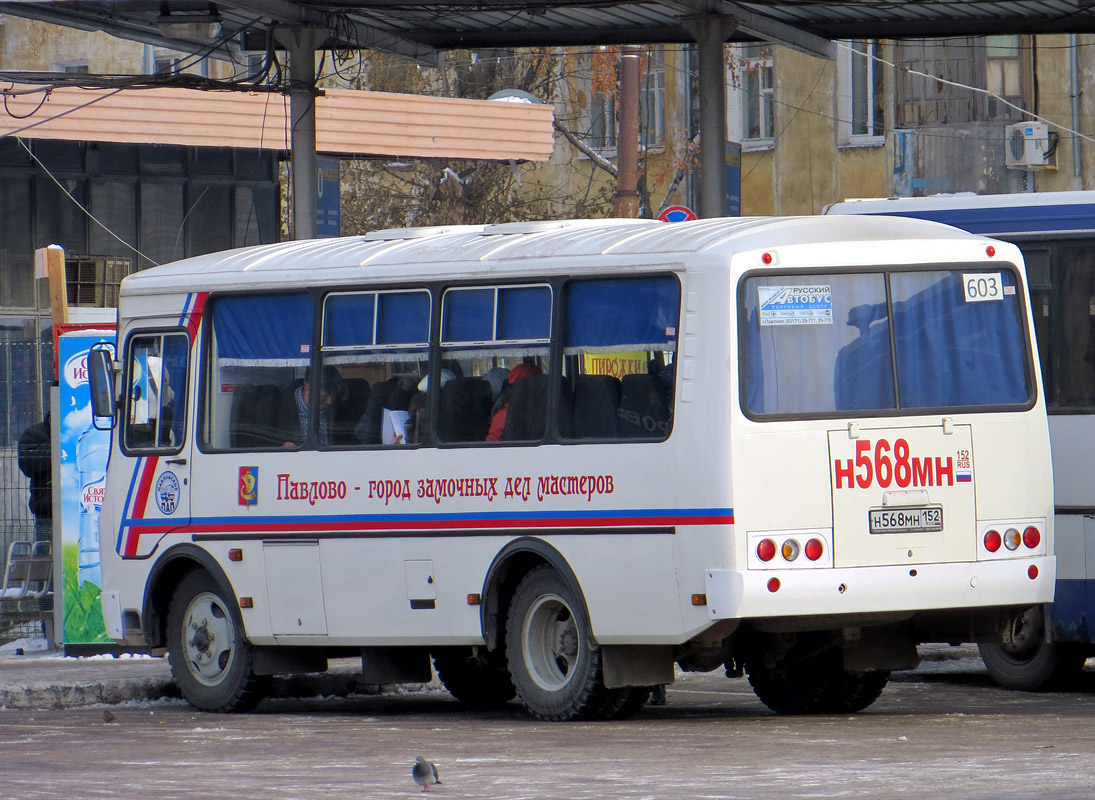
[278,365,341,447]
[487,362,542,440]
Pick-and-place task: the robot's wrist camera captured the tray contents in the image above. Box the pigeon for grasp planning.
[102,710,116,723]
[412,756,441,792]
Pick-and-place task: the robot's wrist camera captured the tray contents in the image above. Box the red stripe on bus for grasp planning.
[124,457,160,556]
[121,513,735,539]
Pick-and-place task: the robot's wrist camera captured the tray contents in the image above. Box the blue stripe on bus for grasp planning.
[859,204,1095,235]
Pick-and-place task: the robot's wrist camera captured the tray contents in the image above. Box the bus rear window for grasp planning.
[741,268,1031,416]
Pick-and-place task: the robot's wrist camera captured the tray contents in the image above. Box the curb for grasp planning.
[0,663,405,710]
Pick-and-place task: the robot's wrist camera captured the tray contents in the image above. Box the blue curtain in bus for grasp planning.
[892,271,1028,407]
[443,288,494,342]
[377,291,430,345]
[498,286,551,340]
[213,293,313,365]
[833,301,896,411]
[565,277,679,351]
[443,286,551,343]
[325,293,376,347]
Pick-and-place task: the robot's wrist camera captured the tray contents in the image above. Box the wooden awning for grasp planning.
[0,84,555,162]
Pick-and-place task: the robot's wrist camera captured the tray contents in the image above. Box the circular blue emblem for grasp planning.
[156,471,181,515]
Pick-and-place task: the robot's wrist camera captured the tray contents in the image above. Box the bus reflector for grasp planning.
[1028,565,1039,580]
[757,539,777,562]
[767,577,780,593]
[239,597,253,608]
[781,539,800,561]
[761,252,773,265]
[984,529,1002,552]
[691,594,707,606]
[1023,526,1041,549]
[466,593,481,605]
[228,549,243,562]
[804,538,824,561]
[986,245,996,257]
[1004,528,1021,551]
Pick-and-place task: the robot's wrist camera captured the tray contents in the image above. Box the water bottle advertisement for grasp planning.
[59,331,115,644]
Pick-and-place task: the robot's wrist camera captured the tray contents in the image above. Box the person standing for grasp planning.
[18,413,53,544]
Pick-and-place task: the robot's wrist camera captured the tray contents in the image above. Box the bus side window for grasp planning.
[562,276,680,441]
[438,285,552,445]
[204,293,313,450]
[1052,244,1095,407]
[321,289,430,447]
[123,332,189,453]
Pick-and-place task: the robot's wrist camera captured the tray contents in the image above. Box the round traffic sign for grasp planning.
[657,205,697,222]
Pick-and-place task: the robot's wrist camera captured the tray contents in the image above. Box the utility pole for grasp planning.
[276,27,326,240]
[613,46,642,218]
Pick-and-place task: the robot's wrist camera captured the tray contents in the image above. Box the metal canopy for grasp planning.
[2,1,1094,64]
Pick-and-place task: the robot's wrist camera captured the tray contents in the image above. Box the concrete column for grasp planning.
[686,17,735,219]
[276,27,326,240]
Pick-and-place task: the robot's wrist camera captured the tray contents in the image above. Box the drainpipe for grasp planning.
[1071,34,1082,184]
[613,46,641,218]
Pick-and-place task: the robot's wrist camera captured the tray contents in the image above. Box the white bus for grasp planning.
[828,191,1095,690]
[88,216,1054,720]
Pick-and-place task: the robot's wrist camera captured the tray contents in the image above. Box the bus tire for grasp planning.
[433,648,517,708]
[746,636,886,715]
[166,570,268,713]
[821,670,890,713]
[978,606,1088,691]
[505,565,617,721]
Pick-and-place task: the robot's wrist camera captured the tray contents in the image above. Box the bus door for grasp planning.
[118,330,193,558]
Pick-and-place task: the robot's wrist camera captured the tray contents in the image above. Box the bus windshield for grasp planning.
[742,266,1032,416]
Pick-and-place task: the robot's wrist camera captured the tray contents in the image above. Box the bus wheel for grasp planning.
[166,570,268,712]
[820,670,890,713]
[505,565,617,721]
[746,635,886,715]
[978,605,1088,691]
[433,647,517,708]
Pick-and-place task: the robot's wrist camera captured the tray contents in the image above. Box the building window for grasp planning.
[837,40,885,145]
[895,36,1031,126]
[728,43,775,147]
[985,35,1025,120]
[590,86,617,151]
[154,56,182,75]
[641,46,666,146]
[742,44,774,141]
[851,41,884,137]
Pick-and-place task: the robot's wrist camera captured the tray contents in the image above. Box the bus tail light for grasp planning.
[751,530,831,569]
[984,529,1002,552]
[804,538,824,561]
[757,539,777,562]
[781,539,800,562]
[1023,526,1041,549]
[1004,528,1022,551]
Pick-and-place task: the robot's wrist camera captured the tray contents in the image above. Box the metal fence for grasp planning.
[0,321,53,644]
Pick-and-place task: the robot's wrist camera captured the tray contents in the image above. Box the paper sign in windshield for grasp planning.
[758,285,833,326]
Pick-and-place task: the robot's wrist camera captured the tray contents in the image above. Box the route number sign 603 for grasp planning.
[963,272,1003,303]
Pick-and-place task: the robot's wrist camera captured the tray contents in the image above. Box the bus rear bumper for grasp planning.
[704,556,1056,621]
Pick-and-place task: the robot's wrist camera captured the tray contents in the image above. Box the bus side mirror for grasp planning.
[88,344,117,429]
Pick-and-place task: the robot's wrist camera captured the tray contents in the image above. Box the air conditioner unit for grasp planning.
[1005,121,1058,170]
